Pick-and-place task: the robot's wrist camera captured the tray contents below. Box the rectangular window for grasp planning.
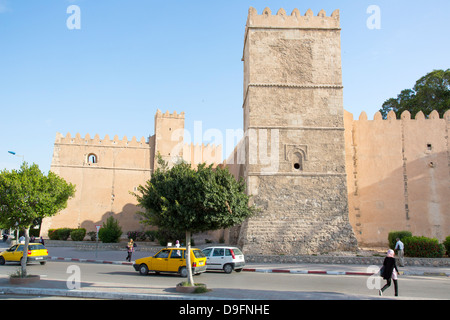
[213,248,224,257]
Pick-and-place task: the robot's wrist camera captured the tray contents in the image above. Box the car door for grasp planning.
[151,249,170,272]
[9,245,24,262]
[2,245,18,261]
[208,248,225,270]
[167,249,184,272]
[202,248,213,269]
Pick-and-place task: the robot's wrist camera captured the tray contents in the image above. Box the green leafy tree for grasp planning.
[134,157,257,286]
[380,69,450,119]
[0,163,75,276]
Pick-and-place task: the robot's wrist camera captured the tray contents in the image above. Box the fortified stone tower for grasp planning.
[238,7,358,254]
[154,110,186,167]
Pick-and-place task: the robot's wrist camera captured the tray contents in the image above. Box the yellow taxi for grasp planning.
[133,247,207,277]
[0,243,48,265]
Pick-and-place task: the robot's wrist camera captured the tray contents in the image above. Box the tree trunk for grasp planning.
[185,230,194,286]
[21,228,30,277]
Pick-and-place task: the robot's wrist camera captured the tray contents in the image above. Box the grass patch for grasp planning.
[177,282,210,294]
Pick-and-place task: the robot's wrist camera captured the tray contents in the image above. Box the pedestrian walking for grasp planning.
[394,238,405,267]
[126,239,134,262]
[379,249,399,296]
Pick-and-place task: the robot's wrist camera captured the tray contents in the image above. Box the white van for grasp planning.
[201,246,245,274]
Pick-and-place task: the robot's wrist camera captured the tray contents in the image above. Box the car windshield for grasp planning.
[155,249,170,258]
[233,248,243,255]
[202,248,212,256]
[193,250,206,258]
[28,244,46,250]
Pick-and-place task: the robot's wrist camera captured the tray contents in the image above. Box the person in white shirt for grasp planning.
[394,238,405,267]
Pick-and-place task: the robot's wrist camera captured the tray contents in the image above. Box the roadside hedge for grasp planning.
[48,228,72,240]
[403,236,445,258]
[57,228,72,240]
[443,236,450,256]
[127,231,147,241]
[70,228,86,241]
[48,229,58,240]
[47,228,86,241]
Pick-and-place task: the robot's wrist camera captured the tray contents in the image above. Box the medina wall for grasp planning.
[345,109,450,246]
[40,110,223,238]
[40,132,152,237]
[41,6,449,251]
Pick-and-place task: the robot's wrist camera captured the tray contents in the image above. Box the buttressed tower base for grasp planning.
[238,7,358,254]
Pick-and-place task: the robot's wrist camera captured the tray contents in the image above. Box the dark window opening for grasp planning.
[292,151,303,171]
[88,154,98,164]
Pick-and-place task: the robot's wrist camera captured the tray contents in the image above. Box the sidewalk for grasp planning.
[0,243,449,300]
[0,276,390,300]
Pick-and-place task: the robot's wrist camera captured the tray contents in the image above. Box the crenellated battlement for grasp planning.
[155,109,185,119]
[54,132,149,147]
[246,7,340,29]
[350,109,450,121]
[183,142,223,166]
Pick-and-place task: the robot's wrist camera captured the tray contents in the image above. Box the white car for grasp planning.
[201,246,245,274]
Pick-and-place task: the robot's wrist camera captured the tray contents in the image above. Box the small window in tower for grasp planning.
[427,144,432,151]
[88,153,98,164]
[292,152,303,171]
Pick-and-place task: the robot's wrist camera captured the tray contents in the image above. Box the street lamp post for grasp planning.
[6,151,26,244]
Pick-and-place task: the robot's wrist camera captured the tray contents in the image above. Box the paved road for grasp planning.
[1,242,449,301]
[0,259,449,300]
[45,245,450,277]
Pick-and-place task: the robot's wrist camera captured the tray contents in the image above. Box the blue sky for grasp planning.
[1,0,449,173]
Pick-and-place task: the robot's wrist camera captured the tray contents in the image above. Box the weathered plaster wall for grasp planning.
[345,110,450,246]
[236,7,358,255]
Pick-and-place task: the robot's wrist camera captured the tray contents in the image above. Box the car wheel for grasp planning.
[139,264,149,275]
[179,266,187,277]
[40,261,46,265]
[223,264,233,274]
[0,257,5,265]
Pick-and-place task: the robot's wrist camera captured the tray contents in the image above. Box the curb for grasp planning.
[0,286,227,300]
[242,268,372,276]
[49,256,450,277]
[242,268,450,277]
[49,256,133,266]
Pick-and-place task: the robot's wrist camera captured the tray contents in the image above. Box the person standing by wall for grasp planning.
[394,238,405,267]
